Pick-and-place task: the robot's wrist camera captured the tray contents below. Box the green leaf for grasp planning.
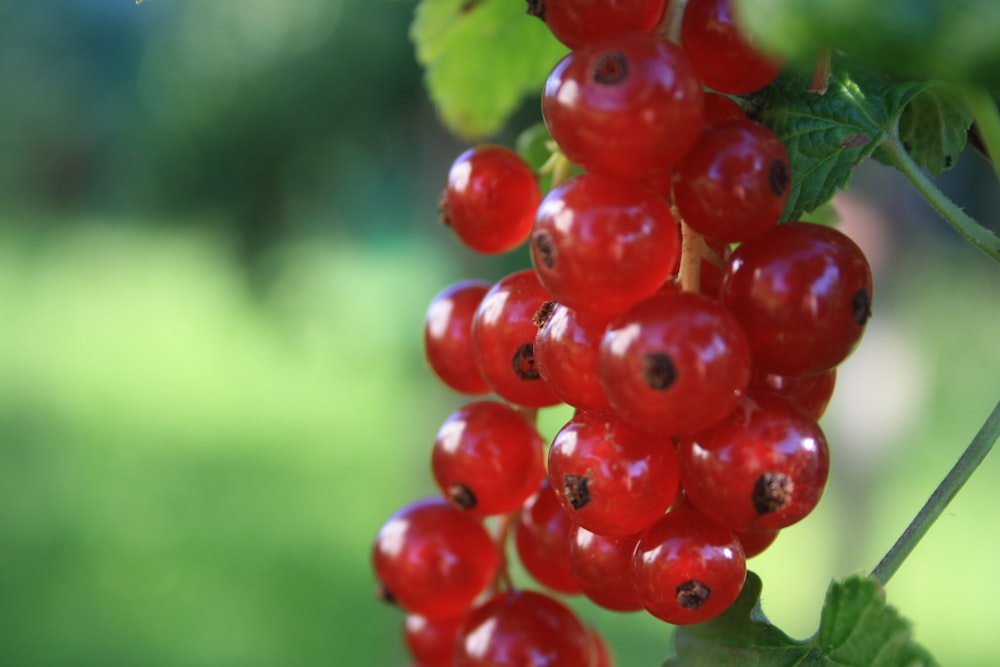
[897,84,974,176]
[666,573,938,667]
[411,0,568,140]
[755,56,928,220]
[733,0,1000,89]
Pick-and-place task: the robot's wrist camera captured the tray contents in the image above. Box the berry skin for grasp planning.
[533,302,612,410]
[531,173,680,318]
[547,409,679,536]
[424,280,492,394]
[432,401,546,516]
[528,0,668,50]
[515,481,581,595]
[372,498,498,620]
[721,222,873,375]
[453,590,592,666]
[673,119,791,243]
[441,146,541,254]
[569,525,644,611]
[681,0,783,94]
[631,509,746,625]
[678,394,830,531]
[542,32,705,179]
[600,291,751,436]
[404,612,467,667]
[736,528,779,559]
[702,91,746,125]
[749,367,837,420]
[472,270,561,407]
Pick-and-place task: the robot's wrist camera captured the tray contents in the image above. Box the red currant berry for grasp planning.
[542,32,704,179]
[721,222,873,375]
[631,509,746,625]
[587,626,616,667]
[432,401,546,516]
[749,367,837,420]
[515,481,581,595]
[681,0,783,94]
[404,612,467,667]
[600,291,751,436]
[673,119,790,243]
[533,302,612,410]
[569,524,643,611]
[528,0,668,50]
[441,146,541,254]
[547,409,679,536]
[372,498,498,620]
[703,91,746,125]
[531,173,680,317]
[453,590,592,666]
[424,280,492,394]
[735,528,779,559]
[472,270,561,407]
[678,394,830,531]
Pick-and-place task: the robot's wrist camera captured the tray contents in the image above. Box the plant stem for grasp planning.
[879,131,1000,264]
[871,397,1000,585]
[963,86,1000,185]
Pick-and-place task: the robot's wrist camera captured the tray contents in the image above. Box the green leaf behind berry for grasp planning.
[411,0,567,140]
[896,84,974,176]
[666,572,938,667]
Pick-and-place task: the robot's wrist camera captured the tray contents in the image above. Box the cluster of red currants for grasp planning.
[373,1,874,665]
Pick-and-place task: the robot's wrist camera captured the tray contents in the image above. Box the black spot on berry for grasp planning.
[449,483,477,510]
[676,579,711,610]
[533,301,556,328]
[769,160,790,197]
[753,472,793,515]
[592,51,628,86]
[564,473,591,509]
[525,0,545,20]
[512,343,541,380]
[643,353,677,391]
[533,230,557,269]
[852,288,872,326]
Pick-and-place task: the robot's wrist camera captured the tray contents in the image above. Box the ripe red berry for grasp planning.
[528,0,668,50]
[531,173,680,317]
[372,498,498,620]
[533,302,612,410]
[547,409,679,536]
[681,0,783,94]
[453,590,592,666]
[736,528,780,559]
[472,270,561,407]
[432,401,546,516]
[441,146,541,254]
[600,291,751,436]
[721,222,873,375]
[673,119,791,243]
[678,394,830,531]
[515,481,581,595]
[749,368,837,420]
[569,524,644,611]
[404,612,467,667]
[424,280,492,394]
[703,91,746,125]
[542,32,704,179]
[631,509,746,625]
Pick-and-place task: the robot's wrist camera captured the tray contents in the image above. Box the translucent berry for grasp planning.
[515,481,581,595]
[528,0,668,50]
[570,524,644,611]
[424,280,492,394]
[533,302,612,410]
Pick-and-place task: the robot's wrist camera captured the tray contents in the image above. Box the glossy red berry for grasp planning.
[673,119,790,242]
[600,291,751,436]
[453,590,592,666]
[681,0,783,94]
[404,612,467,667]
[678,394,830,531]
[703,91,746,125]
[542,32,704,179]
[721,222,873,375]
[547,409,679,536]
[424,280,492,394]
[528,0,668,50]
[531,173,680,317]
[533,302,612,410]
[372,498,498,620]
[432,401,546,516]
[631,509,746,625]
[749,368,837,420]
[587,626,616,667]
[569,525,643,611]
[515,481,581,595]
[441,146,541,254]
[736,528,779,559]
[472,270,561,407]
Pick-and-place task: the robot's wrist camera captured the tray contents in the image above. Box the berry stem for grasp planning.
[962,85,1000,185]
[657,0,688,43]
[871,397,1000,585]
[678,220,705,293]
[492,514,515,593]
[879,130,1000,264]
[809,46,831,95]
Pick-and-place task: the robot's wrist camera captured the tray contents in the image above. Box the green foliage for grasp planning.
[897,84,975,176]
[411,0,568,139]
[666,572,937,666]
[733,0,1000,89]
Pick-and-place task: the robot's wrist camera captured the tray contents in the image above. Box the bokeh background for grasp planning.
[1,1,999,665]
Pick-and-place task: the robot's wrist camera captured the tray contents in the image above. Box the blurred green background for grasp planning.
[0,1,998,666]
